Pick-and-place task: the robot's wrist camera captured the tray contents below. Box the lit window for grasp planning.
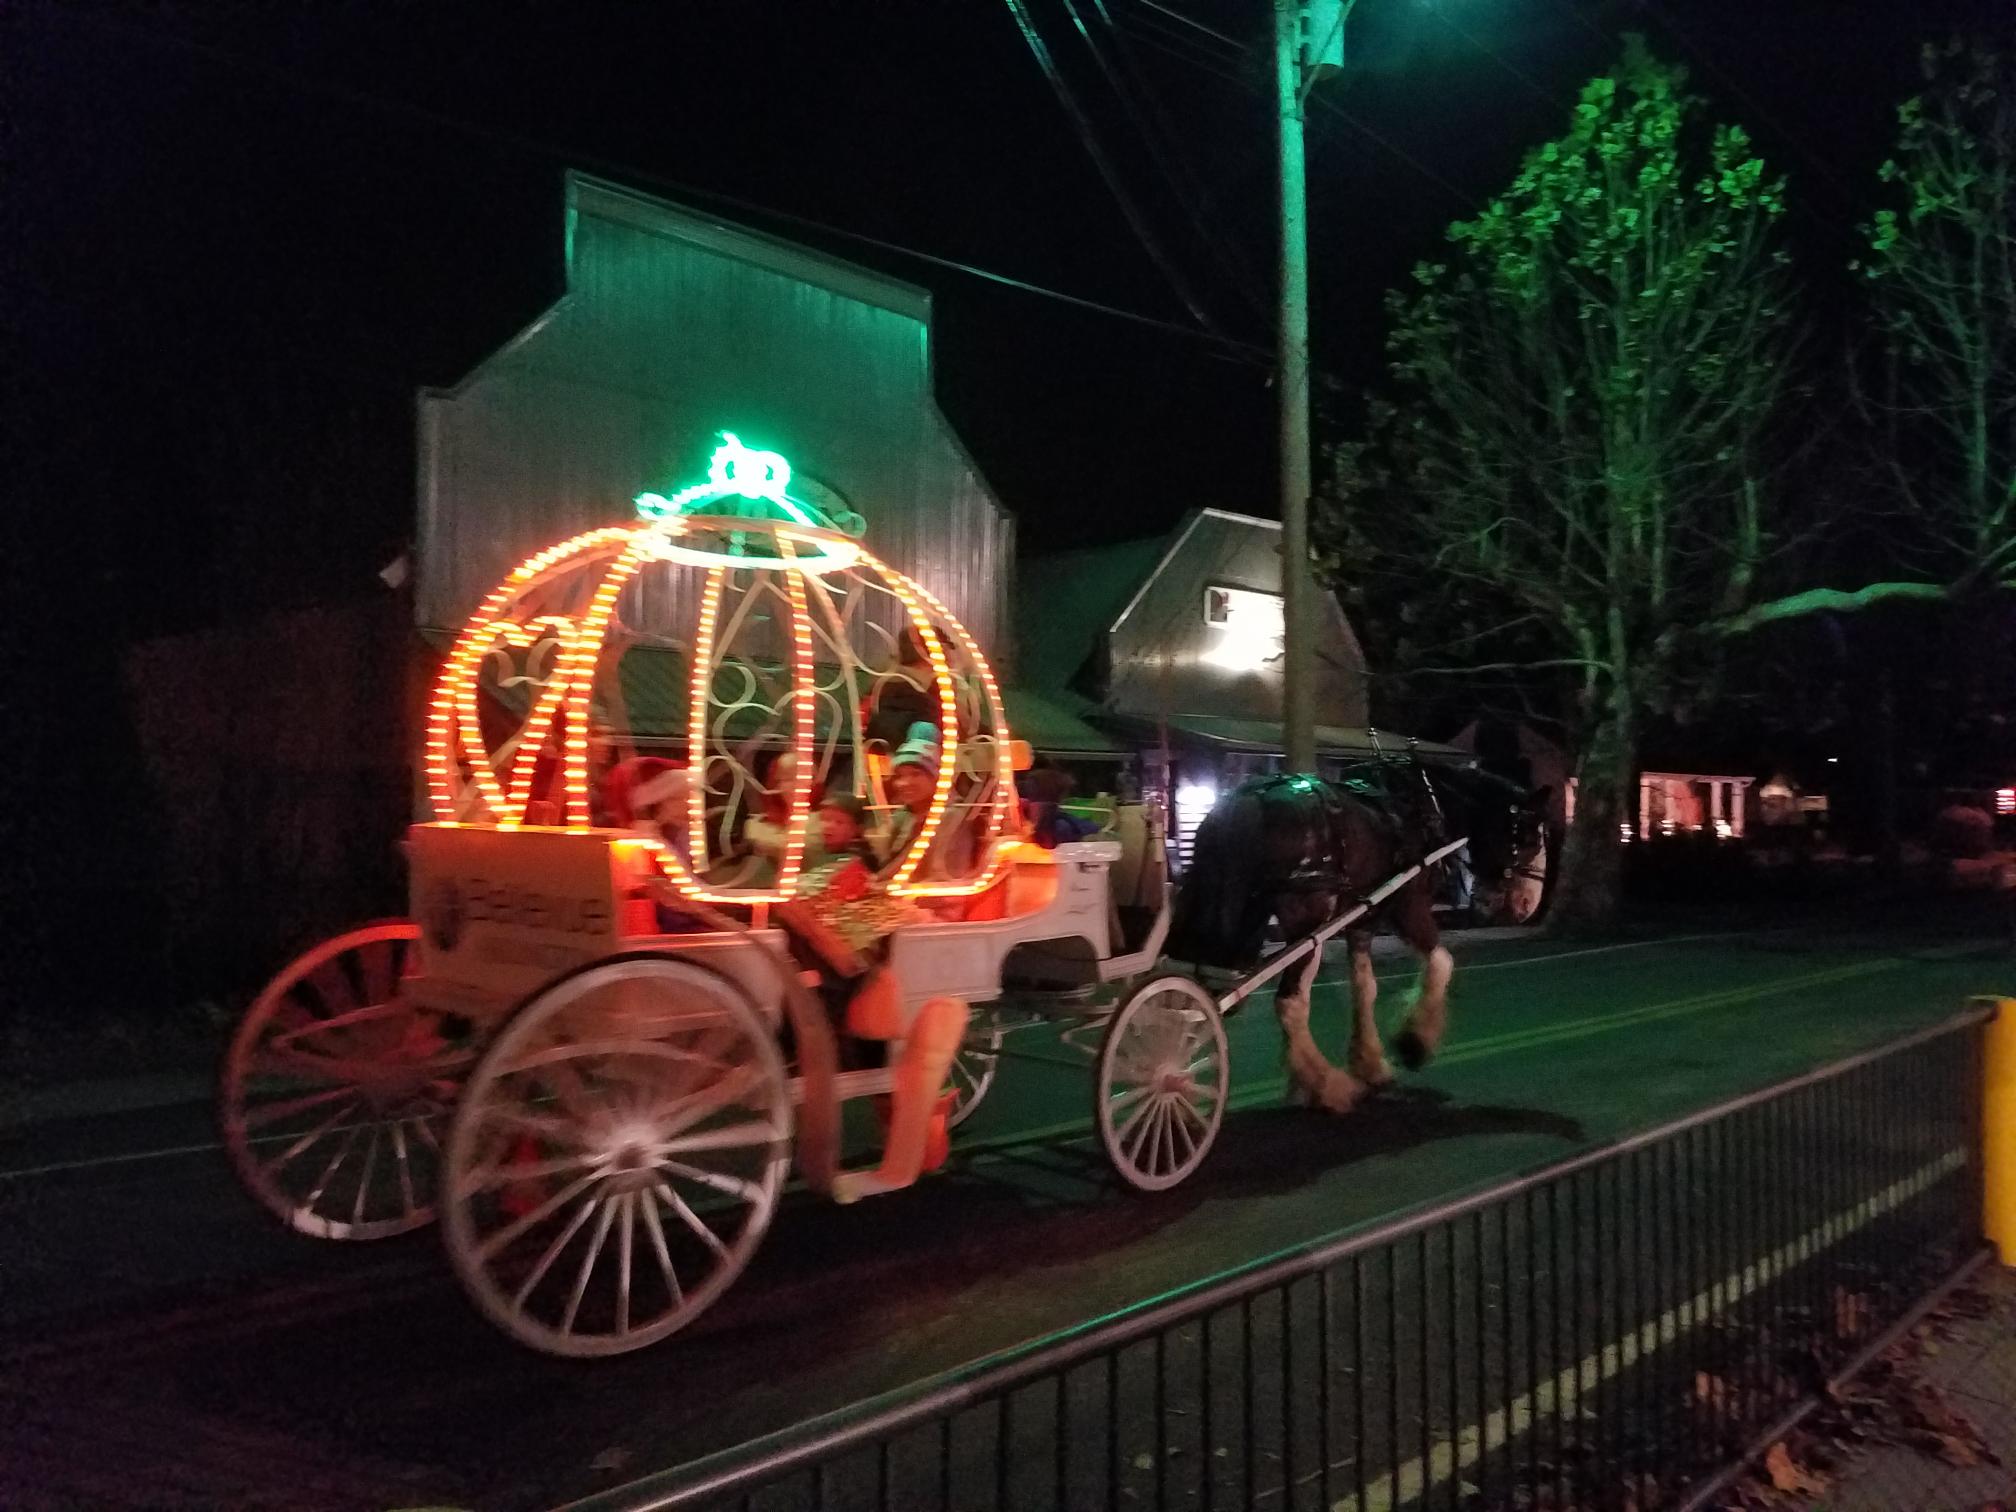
[1202,585,1285,671]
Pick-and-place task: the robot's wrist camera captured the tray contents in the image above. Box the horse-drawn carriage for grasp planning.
[218,436,1520,1357]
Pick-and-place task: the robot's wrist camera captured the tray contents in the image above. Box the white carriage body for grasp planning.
[403,821,1144,1031]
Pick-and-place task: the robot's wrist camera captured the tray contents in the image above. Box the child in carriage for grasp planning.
[783,788,966,1203]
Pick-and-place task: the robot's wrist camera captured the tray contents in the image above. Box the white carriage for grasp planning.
[218,436,1228,1357]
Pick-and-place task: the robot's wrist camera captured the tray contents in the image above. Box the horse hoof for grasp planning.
[1350,1054,1395,1089]
[1317,1071,1363,1115]
[1391,1028,1431,1071]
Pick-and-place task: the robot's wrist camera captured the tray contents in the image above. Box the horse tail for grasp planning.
[1167,789,1273,968]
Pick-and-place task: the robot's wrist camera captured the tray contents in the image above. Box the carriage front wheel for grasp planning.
[1094,976,1228,1193]
[946,1008,1003,1129]
[441,956,792,1357]
[221,921,469,1240]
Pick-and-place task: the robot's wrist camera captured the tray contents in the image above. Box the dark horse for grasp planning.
[1167,758,1547,1112]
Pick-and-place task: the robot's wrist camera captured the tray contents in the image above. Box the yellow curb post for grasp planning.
[1983,996,2016,1265]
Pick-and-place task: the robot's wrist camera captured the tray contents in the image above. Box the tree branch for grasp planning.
[1709,580,1950,637]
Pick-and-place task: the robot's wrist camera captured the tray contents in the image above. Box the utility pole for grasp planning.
[1276,0,1344,775]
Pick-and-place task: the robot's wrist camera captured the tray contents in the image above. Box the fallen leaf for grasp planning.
[1763,1440,1827,1496]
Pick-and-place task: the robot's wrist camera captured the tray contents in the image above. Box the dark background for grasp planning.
[6,0,2005,1014]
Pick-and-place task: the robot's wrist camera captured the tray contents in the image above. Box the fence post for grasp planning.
[1983,997,2016,1265]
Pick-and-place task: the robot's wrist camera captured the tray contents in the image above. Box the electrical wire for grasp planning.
[1430,9,1575,114]
[1077,0,1273,321]
[1112,7,1480,212]
[1001,0,1229,337]
[43,3,1273,365]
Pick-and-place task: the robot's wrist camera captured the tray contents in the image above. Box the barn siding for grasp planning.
[417,174,1014,663]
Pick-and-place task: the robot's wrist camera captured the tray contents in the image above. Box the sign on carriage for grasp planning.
[408,825,633,1013]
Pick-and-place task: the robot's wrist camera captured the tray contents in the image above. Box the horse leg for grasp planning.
[1275,931,1363,1114]
[1346,938,1394,1088]
[1389,884,1454,1071]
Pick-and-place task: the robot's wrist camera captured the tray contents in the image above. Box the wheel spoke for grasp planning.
[638,1186,682,1305]
[660,1160,766,1205]
[470,1104,582,1146]
[654,1179,731,1261]
[352,1127,380,1225]
[242,1084,363,1129]
[393,1121,417,1217]
[647,1064,763,1139]
[267,1001,404,1053]
[562,1197,619,1335]
[476,1171,603,1261]
[616,1194,636,1337]
[513,1191,601,1308]
[1112,1089,1158,1146]
[466,1151,602,1192]
[1106,1082,1151,1118]
[263,1100,360,1174]
[1122,1098,1162,1167]
[660,1120,783,1157]
[303,1123,363,1210]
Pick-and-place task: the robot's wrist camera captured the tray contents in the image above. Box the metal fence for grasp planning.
[563,1006,1992,1512]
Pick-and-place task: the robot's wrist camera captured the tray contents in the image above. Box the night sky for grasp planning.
[7,0,2010,994]
[16,0,2002,626]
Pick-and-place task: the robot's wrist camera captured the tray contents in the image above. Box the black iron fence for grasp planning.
[563,1006,1992,1512]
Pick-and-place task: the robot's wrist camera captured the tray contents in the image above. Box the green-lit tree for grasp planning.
[1857,40,2016,587]
[1320,38,1950,933]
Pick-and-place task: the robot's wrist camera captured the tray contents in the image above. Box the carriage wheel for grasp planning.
[1094,976,1228,1193]
[946,1009,1003,1129]
[442,956,791,1357]
[221,921,469,1240]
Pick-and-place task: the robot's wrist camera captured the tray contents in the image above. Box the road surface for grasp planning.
[2,913,2008,1510]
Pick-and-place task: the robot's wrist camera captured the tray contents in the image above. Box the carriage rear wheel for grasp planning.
[221,921,469,1240]
[442,956,791,1357]
[1094,976,1228,1193]
[946,1009,1003,1128]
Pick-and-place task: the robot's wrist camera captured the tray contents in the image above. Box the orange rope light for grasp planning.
[425,527,633,823]
[424,509,1018,906]
[778,543,817,895]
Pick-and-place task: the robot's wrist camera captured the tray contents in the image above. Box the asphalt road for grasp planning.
[2,913,2009,1512]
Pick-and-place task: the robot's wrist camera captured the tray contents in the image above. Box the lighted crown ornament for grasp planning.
[425,433,1015,903]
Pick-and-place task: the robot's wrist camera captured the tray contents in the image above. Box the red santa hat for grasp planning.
[604,758,691,827]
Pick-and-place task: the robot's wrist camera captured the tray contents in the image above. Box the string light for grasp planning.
[422,441,1019,908]
[425,527,633,822]
[778,543,817,894]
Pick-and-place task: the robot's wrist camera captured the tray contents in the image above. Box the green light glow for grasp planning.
[633,433,865,573]
[635,433,829,530]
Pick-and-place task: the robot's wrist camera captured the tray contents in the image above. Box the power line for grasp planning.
[1077,0,1273,321]
[1134,0,1247,52]
[42,4,1273,366]
[1113,6,1480,212]
[1001,0,1229,336]
[1430,9,1575,115]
